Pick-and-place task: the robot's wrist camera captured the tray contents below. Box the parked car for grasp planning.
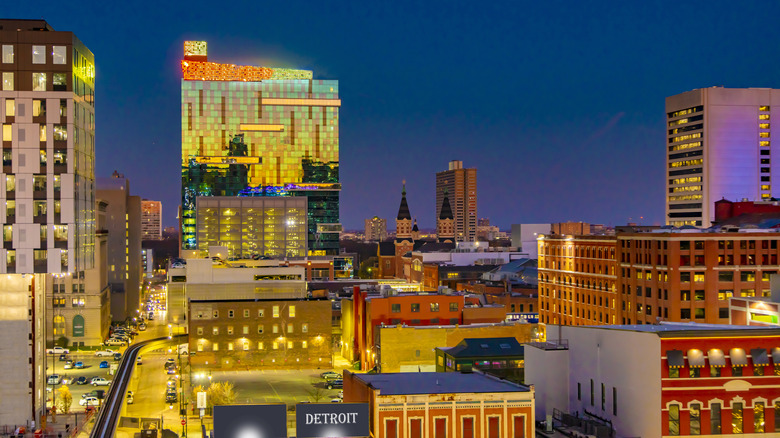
[167,378,177,389]
[138,323,147,331]
[47,375,61,385]
[331,398,343,403]
[167,366,177,375]
[113,353,122,361]
[63,361,73,370]
[126,390,134,404]
[94,349,116,357]
[74,361,85,369]
[136,356,143,365]
[165,390,177,403]
[99,361,109,369]
[164,358,175,369]
[46,347,70,355]
[320,371,341,380]
[326,379,343,390]
[105,338,126,346]
[58,354,69,362]
[91,377,110,386]
[82,389,105,399]
[79,396,99,407]
[75,376,88,385]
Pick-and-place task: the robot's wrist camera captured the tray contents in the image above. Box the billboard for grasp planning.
[296,403,369,438]
[214,404,287,438]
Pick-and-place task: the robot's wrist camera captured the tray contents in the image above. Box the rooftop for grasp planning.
[439,337,524,357]
[353,371,530,395]
[580,322,780,337]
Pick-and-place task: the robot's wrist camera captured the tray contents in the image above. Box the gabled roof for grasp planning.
[438,337,524,358]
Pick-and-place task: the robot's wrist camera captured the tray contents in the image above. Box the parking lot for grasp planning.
[46,346,126,412]
[203,369,345,406]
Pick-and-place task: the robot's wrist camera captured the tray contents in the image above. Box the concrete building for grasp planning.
[526,323,780,437]
[97,172,142,322]
[436,160,477,242]
[140,199,162,240]
[364,216,387,242]
[344,370,535,438]
[0,19,95,427]
[666,87,780,227]
[510,223,550,257]
[180,41,341,256]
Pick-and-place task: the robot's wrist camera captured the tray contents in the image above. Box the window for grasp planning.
[32,45,45,64]
[2,45,13,63]
[411,303,420,312]
[754,364,764,376]
[258,342,264,350]
[228,310,234,318]
[461,417,473,438]
[385,419,399,438]
[689,368,700,378]
[733,366,743,377]
[243,309,250,318]
[601,383,605,410]
[612,387,617,416]
[287,323,293,333]
[754,402,764,433]
[258,308,264,317]
[52,46,66,64]
[577,382,581,400]
[272,342,278,350]
[213,310,219,318]
[243,341,249,351]
[2,72,12,91]
[711,366,721,377]
[272,324,278,334]
[693,272,705,282]
[32,73,46,91]
[711,403,721,434]
[689,403,701,435]
[227,342,233,351]
[242,326,248,335]
[430,303,439,312]
[196,327,203,335]
[5,99,14,118]
[391,303,400,313]
[775,401,780,432]
[197,343,203,352]
[287,341,293,349]
[213,343,219,352]
[669,404,680,436]
[302,341,307,349]
[590,379,594,406]
[450,302,458,312]
[212,327,219,335]
[719,271,733,281]
[273,306,279,317]
[731,402,742,434]
[257,325,264,334]
[512,415,525,438]
[302,323,308,333]
[289,305,295,317]
[681,309,691,319]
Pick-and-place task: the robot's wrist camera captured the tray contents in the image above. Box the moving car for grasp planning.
[136,356,143,365]
[164,358,175,369]
[99,361,109,369]
[320,371,341,380]
[46,347,70,355]
[58,354,69,361]
[79,396,99,407]
[166,378,177,389]
[94,349,116,357]
[91,377,110,386]
[165,390,177,403]
[138,323,147,331]
[326,379,343,390]
[126,391,134,404]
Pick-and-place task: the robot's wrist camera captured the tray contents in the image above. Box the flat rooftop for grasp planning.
[582,322,780,337]
[353,371,530,395]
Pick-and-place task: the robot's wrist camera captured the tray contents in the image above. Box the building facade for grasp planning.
[188,298,332,370]
[344,371,535,438]
[140,199,162,240]
[180,41,340,256]
[0,18,96,427]
[364,216,387,242]
[436,160,477,242]
[666,87,780,227]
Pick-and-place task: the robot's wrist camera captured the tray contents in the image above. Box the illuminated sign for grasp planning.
[214,404,287,438]
[296,403,369,438]
[193,156,262,165]
[181,60,312,81]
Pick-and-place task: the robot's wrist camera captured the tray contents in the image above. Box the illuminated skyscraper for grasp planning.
[436,160,477,241]
[180,41,340,256]
[666,87,780,227]
[141,199,162,240]
[0,18,95,426]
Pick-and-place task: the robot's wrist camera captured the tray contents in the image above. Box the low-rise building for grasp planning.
[435,337,525,382]
[526,323,780,437]
[343,370,535,438]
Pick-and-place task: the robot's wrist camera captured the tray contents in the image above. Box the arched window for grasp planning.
[53,315,65,336]
[72,314,85,337]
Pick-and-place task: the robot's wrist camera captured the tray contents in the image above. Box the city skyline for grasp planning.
[4,1,780,230]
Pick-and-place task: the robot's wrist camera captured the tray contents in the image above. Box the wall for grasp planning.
[524,345,569,422]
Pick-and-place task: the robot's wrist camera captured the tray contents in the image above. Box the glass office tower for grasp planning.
[180,41,340,256]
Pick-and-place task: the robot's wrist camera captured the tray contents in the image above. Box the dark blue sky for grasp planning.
[6,1,780,229]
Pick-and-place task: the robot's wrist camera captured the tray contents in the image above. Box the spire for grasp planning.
[439,188,454,220]
[412,219,419,232]
[397,181,412,220]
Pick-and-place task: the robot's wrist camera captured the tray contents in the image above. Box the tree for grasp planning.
[358,257,378,279]
[56,336,69,349]
[206,381,237,408]
[306,379,328,402]
[56,385,72,414]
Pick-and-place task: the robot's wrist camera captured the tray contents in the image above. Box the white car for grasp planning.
[79,396,99,407]
[94,349,116,357]
[105,338,126,346]
[46,347,70,355]
[91,377,110,386]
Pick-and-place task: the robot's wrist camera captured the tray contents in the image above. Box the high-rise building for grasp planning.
[180,41,340,257]
[97,172,142,321]
[141,199,162,240]
[436,160,477,242]
[666,87,780,227]
[0,19,95,426]
[364,216,387,242]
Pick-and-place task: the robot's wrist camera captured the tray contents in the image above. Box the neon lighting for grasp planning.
[193,156,262,165]
[239,124,285,132]
[181,60,312,81]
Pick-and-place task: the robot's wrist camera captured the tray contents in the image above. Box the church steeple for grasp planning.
[395,181,413,242]
[412,218,420,240]
[437,188,455,243]
[397,182,412,221]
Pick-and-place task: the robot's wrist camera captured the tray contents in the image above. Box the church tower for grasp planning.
[394,182,415,278]
[437,189,455,243]
[412,219,420,241]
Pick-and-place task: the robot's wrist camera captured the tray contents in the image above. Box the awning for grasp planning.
[773,347,780,365]
[708,349,726,367]
[667,350,684,368]
[751,348,769,366]
[687,349,705,368]
[730,348,748,367]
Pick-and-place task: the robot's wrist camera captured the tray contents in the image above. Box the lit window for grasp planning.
[1,45,13,63]
[243,309,250,318]
[287,341,293,349]
[6,99,15,117]
[273,306,279,317]
[258,342,264,350]
[213,343,219,352]
[287,324,293,333]
[197,343,203,352]
[212,327,219,335]
[258,308,264,317]
[272,324,278,333]
[759,114,770,120]
[52,46,66,65]
[227,326,233,335]
[53,73,66,91]
[242,325,248,334]
[32,73,46,91]
[760,132,770,138]
[227,343,233,351]
[32,45,45,64]
[302,341,308,349]
[760,123,770,129]
[302,323,308,333]
[289,305,295,318]
[243,342,249,351]
[761,185,771,191]
[760,106,771,111]
[257,325,264,334]
[272,342,278,350]
[2,72,12,91]
[2,124,11,142]
[196,327,203,335]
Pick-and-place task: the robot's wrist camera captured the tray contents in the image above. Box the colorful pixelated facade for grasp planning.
[181,41,340,255]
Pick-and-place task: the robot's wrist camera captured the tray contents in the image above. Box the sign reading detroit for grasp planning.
[296,403,369,437]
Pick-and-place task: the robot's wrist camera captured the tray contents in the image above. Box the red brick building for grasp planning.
[343,370,535,438]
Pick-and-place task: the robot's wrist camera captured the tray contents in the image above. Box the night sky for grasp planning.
[5,1,780,230]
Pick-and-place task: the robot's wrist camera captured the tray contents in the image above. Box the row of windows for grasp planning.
[668,141,702,152]
[667,106,703,120]
[668,114,704,127]
[195,305,296,319]
[195,339,312,352]
[1,72,68,92]
[670,158,704,168]
[1,45,67,65]
[52,297,85,307]
[195,323,309,336]
[622,239,780,251]
[669,365,780,379]
[391,302,459,313]
[668,400,779,435]
[382,414,526,438]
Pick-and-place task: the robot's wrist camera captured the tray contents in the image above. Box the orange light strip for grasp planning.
[262,98,341,107]
[181,60,312,81]
[239,124,285,132]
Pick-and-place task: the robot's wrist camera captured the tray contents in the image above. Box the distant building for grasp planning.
[526,323,780,437]
[478,218,490,227]
[364,216,387,242]
[344,370,535,438]
[666,87,780,227]
[97,172,142,322]
[435,337,525,383]
[510,223,550,257]
[141,199,162,240]
[714,198,780,224]
[551,222,591,235]
[436,160,477,241]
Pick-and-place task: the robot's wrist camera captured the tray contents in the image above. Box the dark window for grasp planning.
[411,303,420,312]
[590,379,594,406]
[711,403,721,434]
[669,405,680,436]
[681,309,691,319]
[391,304,400,313]
[612,387,617,416]
[577,382,581,400]
[690,403,701,435]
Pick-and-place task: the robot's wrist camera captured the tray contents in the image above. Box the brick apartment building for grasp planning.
[188,298,332,370]
[539,229,780,326]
